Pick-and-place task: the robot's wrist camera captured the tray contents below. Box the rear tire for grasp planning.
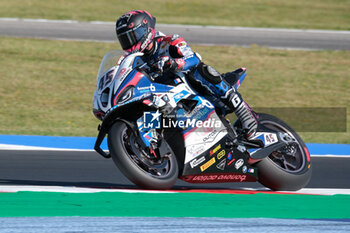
[255,113,312,191]
[108,121,178,189]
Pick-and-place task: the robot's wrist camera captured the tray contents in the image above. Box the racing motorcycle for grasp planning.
[93,50,312,191]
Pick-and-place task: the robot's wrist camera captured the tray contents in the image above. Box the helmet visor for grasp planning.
[117,25,148,50]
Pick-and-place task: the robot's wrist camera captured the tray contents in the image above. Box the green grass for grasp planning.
[1,192,350,218]
[0,0,349,30]
[0,37,349,143]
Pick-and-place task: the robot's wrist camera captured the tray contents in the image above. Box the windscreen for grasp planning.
[96,50,124,79]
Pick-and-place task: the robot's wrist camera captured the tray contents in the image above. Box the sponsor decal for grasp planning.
[171,34,180,40]
[215,174,247,182]
[184,104,202,117]
[190,156,205,168]
[209,144,221,156]
[200,157,216,172]
[216,159,226,170]
[265,133,278,146]
[161,94,169,102]
[184,104,211,119]
[227,158,236,166]
[101,70,114,88]
[231,93,241,108]
[140,32,153,51]
[177,42,187,47]
[190,174,247,182]
[187,144,205,157]
[119,68,126,75]
[182,48,193,58]
[217,150,226,160]
[174,92,185,101]
[137,84,156,92]
[203,130,218,142]
[197,96,215,109]
[242,166,247,174]
[173,90,189,102]
[237,145,246,153]
[227,152,233,160]
[153,94,169,107]
[117,67,132,82]
[108,93,152,113]
[234,158,244,170]
[227,152,236,166]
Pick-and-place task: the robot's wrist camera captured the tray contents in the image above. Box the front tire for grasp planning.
[255,113,312,191]
[108,121,178,189]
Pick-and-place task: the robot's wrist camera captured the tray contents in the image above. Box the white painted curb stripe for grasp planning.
[0,144,93,151]
[294,188,350,195]
[0,185,175,194]
[311,154,350,158]
[0,185,349,195]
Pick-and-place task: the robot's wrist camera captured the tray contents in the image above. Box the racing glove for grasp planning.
[155,56,185,73]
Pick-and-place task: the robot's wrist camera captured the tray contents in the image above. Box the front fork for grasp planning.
[136,116,162,160]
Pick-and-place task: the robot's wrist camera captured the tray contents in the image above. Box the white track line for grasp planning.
[311,154,350,158]
[0,144,93,151]
[0,185,175,194]
[295,188,350,195]
[0,185,349,195]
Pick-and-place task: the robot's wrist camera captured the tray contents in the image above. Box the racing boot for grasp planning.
[222,89,263,146]
[188,63,262,145]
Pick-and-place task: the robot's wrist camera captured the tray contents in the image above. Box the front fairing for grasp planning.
[93,50,123,118]
[93,50,147,119]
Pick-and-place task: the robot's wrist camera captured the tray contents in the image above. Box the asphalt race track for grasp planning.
[0,150,349,190]
[0,18,350,50]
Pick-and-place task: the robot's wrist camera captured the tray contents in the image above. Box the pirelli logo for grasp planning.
[200,157,216,172]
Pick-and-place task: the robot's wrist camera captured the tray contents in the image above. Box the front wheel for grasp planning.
[255,113,312,191]
[108,121,178,189]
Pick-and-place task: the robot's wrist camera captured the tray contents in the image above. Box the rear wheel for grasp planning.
[108,121,178,189]
[255,113,312,191]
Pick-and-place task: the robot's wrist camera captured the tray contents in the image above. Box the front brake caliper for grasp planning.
[137,116,161,160]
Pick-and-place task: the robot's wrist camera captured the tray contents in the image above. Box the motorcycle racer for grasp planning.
[116,10,259,142]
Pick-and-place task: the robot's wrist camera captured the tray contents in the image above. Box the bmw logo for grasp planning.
[242,166,247,174]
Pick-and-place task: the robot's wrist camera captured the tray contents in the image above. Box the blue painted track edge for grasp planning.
[0,134,349,155]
